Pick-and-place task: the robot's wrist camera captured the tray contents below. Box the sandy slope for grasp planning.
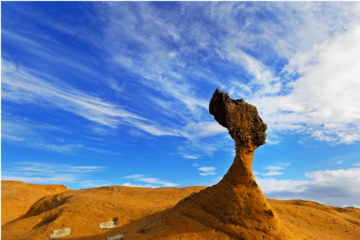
[1,181,68,225]
[1,181,359,240]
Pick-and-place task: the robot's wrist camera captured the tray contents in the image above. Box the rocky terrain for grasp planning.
[2,89,360,239]
[2,181,360,240]
[1,181,68,226]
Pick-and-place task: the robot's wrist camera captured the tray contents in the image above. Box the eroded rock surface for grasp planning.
[106,233,126,240]
[49,227,72,239]
[172,89,298,239]
[209,88,267,147]
[99,220,119,229]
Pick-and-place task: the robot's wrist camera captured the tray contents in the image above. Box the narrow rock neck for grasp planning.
[222,135,257,184]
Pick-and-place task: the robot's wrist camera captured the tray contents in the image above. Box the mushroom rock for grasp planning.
[174,89,299,239]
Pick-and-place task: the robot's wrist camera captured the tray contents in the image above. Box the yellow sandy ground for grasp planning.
[1,181,359,240]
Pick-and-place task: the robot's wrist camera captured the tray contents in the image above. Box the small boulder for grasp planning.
[49,227,72,239]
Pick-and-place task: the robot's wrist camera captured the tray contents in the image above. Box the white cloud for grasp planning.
[2,60,145,127]
[176,133,234,158]
[200,172,216,176]
[183,122,227,139]
[252,25,360,144]
[353,163,360,166]
[8,162,107,174]
[121,174,178,187]
[122,183,156,188]
[92,2,219,127]
[1,133,25,142]
[2,59,181,138]
[265,166,284,170]
[262,166,284,176]
[1,114,121,154]
[199,166,217,176]
[122,174,145,179]
[1,176,78,183]
[262,172,283,176]
[3,2,360,173]
[1,162,107,186]
[138,177,178,187]
[183,155,199,159]
[337,160,344,164]
[132,121,181,137]
[6,2,360,146]
[199,167,216,172]
[257,168,360,207]
[80,180,111,188]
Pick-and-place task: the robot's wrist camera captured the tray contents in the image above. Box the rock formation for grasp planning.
[7,89,359,239]
[174,89,297,239]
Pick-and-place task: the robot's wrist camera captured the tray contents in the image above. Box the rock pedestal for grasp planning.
[175,89,296,239]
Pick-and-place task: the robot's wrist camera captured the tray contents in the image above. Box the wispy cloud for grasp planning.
[122,183,155,188]
[1,133,25,142]
[2,59,182,138]
[80,180,111,188]
[182,155,199,159]
[1,113,120,154]
[252,25,360,144]
[1,162,107,187]
[121,174,178,187]
[2,60,145,128]
[262,166,285,176]
[122,174,145,179]
[8,161,106,174]
[1,176,79,184]
[96,2,360,144]
[182,122,227,139]
[199,166,217,176]
[4,2,360,161]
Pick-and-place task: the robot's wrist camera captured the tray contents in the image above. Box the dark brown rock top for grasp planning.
[209,88,267,147]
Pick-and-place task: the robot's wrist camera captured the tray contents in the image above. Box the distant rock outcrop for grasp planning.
[173,89,298,239]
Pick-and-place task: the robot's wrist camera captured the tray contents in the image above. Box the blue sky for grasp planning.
[2,2,360,207]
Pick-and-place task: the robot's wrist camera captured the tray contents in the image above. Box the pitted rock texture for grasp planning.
[99,220,119,229]
[209,88,267,147]
[49,227,72,239]
[168,89,299,239]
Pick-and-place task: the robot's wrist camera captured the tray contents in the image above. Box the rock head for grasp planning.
[209,88,267,147]
[171,89,298,239]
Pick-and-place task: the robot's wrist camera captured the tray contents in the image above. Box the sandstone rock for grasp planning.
[49,227,72,239]
[99,220,119,229]
[1,181,68,225]
[106,233,126,240]
[173,89,298,239]
[209,88,267,147]
[144,218,162,230]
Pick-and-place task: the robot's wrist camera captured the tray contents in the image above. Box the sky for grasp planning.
[1,2,360,208]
